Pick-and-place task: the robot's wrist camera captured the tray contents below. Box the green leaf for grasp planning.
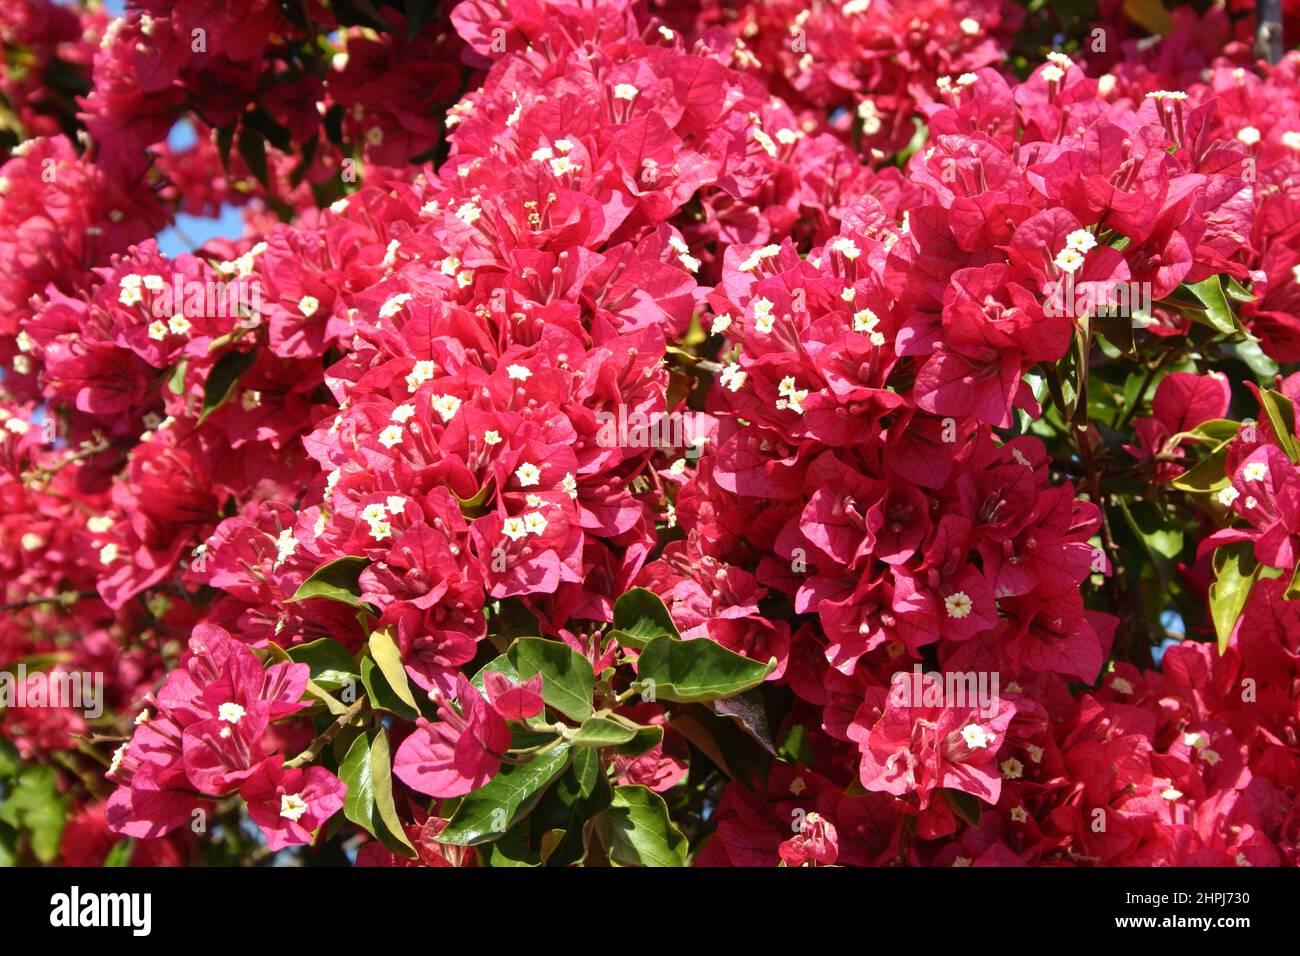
[939,788,983,828]
[0,738,19,778]
[1117,498,1184,590]
[165,360,187,396]
[287,556,371,608]
[1170,443,1230,494]
[609,587,681,649]
[527,747,611,866]
[340,730,416,857]
[286,638,358,691]
[0,765,66,863]
[507,638,594,721]
[237,129,270,188]
[1168,418,1241,446]
[1286,562,1300,601]
[368,628,418,712]
[569,713,644,749]
[360,654,418,720]
[1209,543,1259,654]
[633,636,776,704]
[1184,276,1237,334]
[198,349,257,425]
[104,839,134,867]
[605,785,688,867]
[1259,389,1300,463]
[435,744,572,846]
[1225,276,1256,303]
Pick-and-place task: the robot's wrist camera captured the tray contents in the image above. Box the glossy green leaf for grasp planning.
[605,785,687,867]
[610,587,681,649]
[288,556,370,608]
[340,730,416,856]
[1185,276,1237,334]
[360,655,418,720]
[633,636,776,704]
[1259,389,1300,463]
[368,628,418,712]
[198,349,257,425]
[507,638,594,721]
[1209,543,1259,654]
[286,638,358,691]
[569,713,643,749]
[435,744,572,846]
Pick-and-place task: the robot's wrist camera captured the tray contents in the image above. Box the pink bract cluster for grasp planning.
[2,0,1299,867]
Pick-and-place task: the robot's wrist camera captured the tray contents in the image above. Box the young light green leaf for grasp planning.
[368,628,418,712]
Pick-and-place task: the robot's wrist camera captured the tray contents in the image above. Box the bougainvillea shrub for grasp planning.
[1,0,1299,868]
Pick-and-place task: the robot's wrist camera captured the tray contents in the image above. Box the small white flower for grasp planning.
[1236,126,1261,146]
[853,308,879,333]
[218,702,246,724]
[523,512,548,535]
[274,528,297,564]
[944,591,973,620]
[1001,757,1024,779]
[279,793,309,822]
[1054,247,1085,273]
[379,293,412,319]
[147,320,169,341]
[378,424,404,448]
[515,462,541,487]
[391,404,416,423]
[613,83,639,101]
[455,201,481,226]
[483,430,502,445]
[562,472,578,499]
[407,360,436,392]
[1042,65,1064,84]
[1243,461,1268,482]
[99,542,119,565]
[502,516,528,541]
[720,363,747,392]
[431,394,462,423]
[506,364,532,381]
[298,295,320,317]
[386,495,406,515]
[1065,229,1097,253]
[1282,131,1300,151]
[710,313,733,334]
[1217,486,1241,507]
[961,724,993,749]
[168,314,192,336]
[959,17,980,35]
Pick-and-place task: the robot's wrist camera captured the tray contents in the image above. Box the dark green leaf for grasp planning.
[198,349,257,424]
